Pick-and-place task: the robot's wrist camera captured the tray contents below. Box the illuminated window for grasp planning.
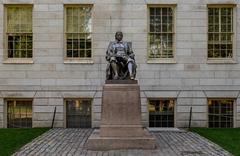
[65,99,91,128]
[148,6,174,59]
[208,99,234,128]
[65,6,92,59]
[6,6,33,58]
[208,7,233,59]
[7,99,32,128]
[148,99,174,127]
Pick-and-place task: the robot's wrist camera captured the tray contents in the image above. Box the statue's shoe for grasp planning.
[113,75,119,80]
[130,75,134,80]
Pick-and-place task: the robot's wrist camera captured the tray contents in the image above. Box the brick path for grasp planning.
[13,129,232,156]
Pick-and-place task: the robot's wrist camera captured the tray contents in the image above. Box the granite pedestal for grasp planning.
[86,80,156,150]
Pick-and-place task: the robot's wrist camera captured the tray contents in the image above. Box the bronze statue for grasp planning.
[106,31,137,80]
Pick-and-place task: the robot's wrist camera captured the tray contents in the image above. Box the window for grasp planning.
[208,6,234,59]
[65,5,92,60]
[65,99,91,128]
[148,99,174,127]
[148,6,175,60]
[7,99,32,128]
[208,99,234,128]
[6,5,33,59]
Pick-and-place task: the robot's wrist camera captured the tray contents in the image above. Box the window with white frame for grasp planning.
[65,5,92,59]
[6,5,33,59]
[208,99,234,128]
[208,7,234,59]
[148,6,174,59]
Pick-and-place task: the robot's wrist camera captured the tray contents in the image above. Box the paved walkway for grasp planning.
[13,129,232,156]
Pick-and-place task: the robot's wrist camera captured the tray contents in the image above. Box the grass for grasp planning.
[0,128,49,156]
[191,128,240,156]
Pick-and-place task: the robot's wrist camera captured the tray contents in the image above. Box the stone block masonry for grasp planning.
[0,0,239,128]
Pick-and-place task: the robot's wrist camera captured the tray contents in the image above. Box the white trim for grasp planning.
[64,58,94,64]
[3,58,33,64]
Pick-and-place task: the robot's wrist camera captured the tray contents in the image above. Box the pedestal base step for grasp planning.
[100,125,146,137]
[86,129,156,150]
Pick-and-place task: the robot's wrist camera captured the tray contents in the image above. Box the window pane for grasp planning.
[7,7,32,33]
[208,99,234,128]
[7,100,32,128]
[148,7,174,59]
[148,99,174,127]
[66,99,91,128]
[66,6,92,33]
[148,33,173,58]
[66,6,92,58]
[86,50,91,57]
[208,7,233,59]
[66,33,91,58]
[7,34,32,58]
[7,6,32,59]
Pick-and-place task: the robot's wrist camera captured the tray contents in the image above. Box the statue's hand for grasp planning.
[106,55,110,61]
[106,52,115,61]
[123,55,129,60]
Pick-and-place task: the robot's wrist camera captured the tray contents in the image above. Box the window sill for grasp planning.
[3,58,33,64]
[147,58,176,64]
[207,59,237,64]
[64,58,94,64]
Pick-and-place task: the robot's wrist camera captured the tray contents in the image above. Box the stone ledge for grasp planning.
[105,80,138,84]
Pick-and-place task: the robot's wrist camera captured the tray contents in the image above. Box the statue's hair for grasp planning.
[115,31,123,38]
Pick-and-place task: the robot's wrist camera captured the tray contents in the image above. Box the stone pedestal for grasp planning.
[87,80,156,150]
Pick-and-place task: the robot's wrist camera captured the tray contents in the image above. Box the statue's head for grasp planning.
[115,31,123,42]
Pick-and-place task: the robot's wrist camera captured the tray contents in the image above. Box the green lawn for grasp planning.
[191,128,240,156]
[0,128,49,156]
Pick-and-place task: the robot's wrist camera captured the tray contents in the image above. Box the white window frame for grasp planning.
[147,4,177,64]
[64,4,94,64]
[3,4,33,64]
[207,4,237,64]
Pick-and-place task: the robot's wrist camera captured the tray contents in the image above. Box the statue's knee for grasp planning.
[127,58,134,63]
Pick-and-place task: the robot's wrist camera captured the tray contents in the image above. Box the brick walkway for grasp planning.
[13,129,232,156]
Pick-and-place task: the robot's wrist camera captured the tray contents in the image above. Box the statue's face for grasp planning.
[115,32,123,41]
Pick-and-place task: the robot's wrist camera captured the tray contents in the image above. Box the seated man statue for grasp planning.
[106,31,137,80]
